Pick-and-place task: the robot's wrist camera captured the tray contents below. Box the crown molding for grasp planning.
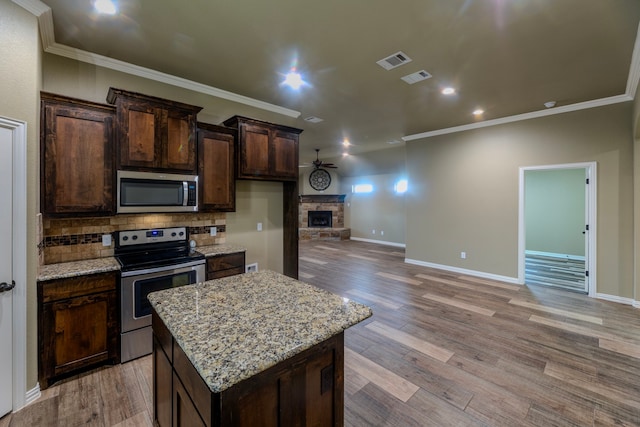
[12,0,300,119]
[626,22,640,97]
[403,94,633,141]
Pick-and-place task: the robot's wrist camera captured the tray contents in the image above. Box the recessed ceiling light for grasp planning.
[342,139,350,147]
[283,70,305,89]
[473,109,484,116]
[544,101,557,108]
[94,0,117,14]
[441,87,455,95]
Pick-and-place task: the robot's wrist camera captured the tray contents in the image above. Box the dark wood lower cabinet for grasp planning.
[38,272,119,389]
[205,252,245,280]
[153,310,344,426]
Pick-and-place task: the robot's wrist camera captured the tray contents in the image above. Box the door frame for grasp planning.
[518,162,597,296]
[0,116,28,411]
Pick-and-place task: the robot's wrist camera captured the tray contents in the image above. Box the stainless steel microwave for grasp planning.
[117,170,198,213]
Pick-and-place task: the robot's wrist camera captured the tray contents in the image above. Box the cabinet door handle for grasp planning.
[0,280,15,293]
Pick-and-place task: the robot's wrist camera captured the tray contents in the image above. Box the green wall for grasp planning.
[525,168,586,257]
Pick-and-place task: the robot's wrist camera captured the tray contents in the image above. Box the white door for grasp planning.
[0,125,13,417]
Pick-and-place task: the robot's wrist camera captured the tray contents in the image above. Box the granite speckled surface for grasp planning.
[196,244,246,258]
[38,257,121,281]
[148,270,372,393]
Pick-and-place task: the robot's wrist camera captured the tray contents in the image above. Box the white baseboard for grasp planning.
[595,293,636,307]
[525,250,585,261]
[350,237,406,248]
[23,383,41,408]
[404,258,520,284]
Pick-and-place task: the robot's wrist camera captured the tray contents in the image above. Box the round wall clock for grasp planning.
[309,168,332,191]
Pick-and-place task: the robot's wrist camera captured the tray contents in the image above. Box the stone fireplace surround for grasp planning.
[299,194,350,241]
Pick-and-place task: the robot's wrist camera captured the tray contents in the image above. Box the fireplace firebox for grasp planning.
[308,211,332,228]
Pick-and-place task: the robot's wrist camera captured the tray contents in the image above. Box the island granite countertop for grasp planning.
[148,269,372,393]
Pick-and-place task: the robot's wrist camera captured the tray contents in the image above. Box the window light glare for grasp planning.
[441,87,455,95]
[352,184,373,194]
[94,0,117,14]
[394,179,408,194]
[473,109,484,116]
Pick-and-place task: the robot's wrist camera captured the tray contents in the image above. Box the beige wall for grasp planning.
[226,181,284,272]
[0,0,41,393]
[633,85,640,302]
[340,174,406,245]
[406,102,634,298]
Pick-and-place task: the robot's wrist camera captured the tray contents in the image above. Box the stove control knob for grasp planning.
[122,236,128,241]
[179,231,184,236]
[171,232,177,237]
[132,235,138,240]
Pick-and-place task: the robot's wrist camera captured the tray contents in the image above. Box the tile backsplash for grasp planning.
[41,213,226,265]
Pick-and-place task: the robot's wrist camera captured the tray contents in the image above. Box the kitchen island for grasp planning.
[148,270,372,427]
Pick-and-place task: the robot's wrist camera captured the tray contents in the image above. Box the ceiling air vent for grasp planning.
[304,116,324,123]
[401,70,432,84]
[376,51,412,70]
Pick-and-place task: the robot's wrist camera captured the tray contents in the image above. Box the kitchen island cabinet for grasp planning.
[149,270,372,427]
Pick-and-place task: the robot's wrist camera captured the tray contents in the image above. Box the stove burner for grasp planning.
[115,226,204,272]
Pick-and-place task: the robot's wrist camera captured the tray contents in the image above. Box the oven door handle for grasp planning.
[120,259,206,278]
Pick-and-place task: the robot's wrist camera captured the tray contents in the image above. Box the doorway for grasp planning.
[0,116,28,415]
[518,163,596,296]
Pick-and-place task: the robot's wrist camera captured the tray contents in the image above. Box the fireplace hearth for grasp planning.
[299,194,350,241]
[308,211,332,228]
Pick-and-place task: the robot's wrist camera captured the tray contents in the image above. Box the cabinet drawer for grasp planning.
[40,272,116,303]
[207,267,245,280]
[207,253,245,272]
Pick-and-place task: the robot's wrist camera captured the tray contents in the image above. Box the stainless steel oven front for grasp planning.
[120,259,205,362]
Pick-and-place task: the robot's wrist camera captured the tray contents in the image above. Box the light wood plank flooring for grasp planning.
[3,240,640,426]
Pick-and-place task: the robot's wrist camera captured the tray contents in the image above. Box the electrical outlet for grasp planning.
[380,230,384,236]
[372,229,376,234]
[460,251,466,259]
[210,226,217,236]
[102,234,112,247]
[257,222,263,231]
[246,263,258,273]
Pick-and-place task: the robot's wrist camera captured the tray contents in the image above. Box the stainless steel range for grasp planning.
[115,227,205,362]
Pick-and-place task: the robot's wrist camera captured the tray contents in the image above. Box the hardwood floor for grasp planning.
[4,239,640,426]
[525,253,586,293]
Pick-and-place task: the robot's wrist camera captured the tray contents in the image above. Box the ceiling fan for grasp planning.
[300,149,338,169]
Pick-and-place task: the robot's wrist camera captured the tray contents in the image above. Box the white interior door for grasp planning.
[0,125,13,417]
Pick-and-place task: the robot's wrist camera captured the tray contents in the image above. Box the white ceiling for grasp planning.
[17,0,640,167]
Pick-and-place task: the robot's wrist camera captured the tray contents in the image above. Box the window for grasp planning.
[394,179,408,194]
[352,184,373,193]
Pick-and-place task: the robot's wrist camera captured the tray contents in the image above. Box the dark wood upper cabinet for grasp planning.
[107,88,202,173]
[223,116,302,181]
[40,92,116,216]
[197,123,236,212]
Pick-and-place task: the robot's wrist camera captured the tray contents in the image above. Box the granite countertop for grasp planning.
[37,244,246,282]
[148,270,372,393]
[196,243,246,257]
[38,257,121,281]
